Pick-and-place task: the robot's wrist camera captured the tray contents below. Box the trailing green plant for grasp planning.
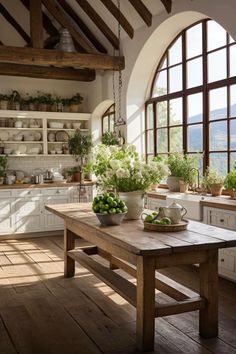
[68,93,83,105]
[101,131,119,146]
[0,156,7,178]
[204,167,225,186]
[10,90,21,103]
[166,153,200,184]
[224,170,236,190]
[0,93,9,101]
[68,130,93,171]
[35,92,54,105]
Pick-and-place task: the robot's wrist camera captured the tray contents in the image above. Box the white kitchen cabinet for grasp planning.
[203,206,236,282]
[43,188,69,230]
[14,197,43,233]
[69,185,93,203]
[145,196,167,211]
[0,190,14,234]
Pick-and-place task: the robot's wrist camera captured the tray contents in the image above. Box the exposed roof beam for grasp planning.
[57,0,107,54]
[0,3,31,44]
[160,0,172,13]
[128,0,152,27]
[0,62,95,81]
[76,0,119,49]
[42,0,95,53]
[0,40,3,45]
[20,0,58,37]
[0,46,125,70]
[30,0,43,48]
[99,0,134,39]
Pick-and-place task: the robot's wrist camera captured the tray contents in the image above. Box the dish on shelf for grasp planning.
[0,131,9,141]
[49,122,64,129]
[48,132,56,142]
[24,133,35,141]
[34,132,42,141]
[4,148,12,155]
[50,150,56,154]
[72,122,81,129]
[29,119,41,128]
[27,144,42,155]
[13,133,23,141]
[55,130,69,142]
[18,144,27,154]
[29,125,41,128]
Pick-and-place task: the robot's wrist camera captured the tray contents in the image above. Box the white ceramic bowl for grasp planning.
[49,122,64,129]
[14,121,23,128]
[29,147,41,154]
[72,122,81,129]
[4,148,12,155]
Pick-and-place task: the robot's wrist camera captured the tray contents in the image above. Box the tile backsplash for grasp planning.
[7,156,76,176]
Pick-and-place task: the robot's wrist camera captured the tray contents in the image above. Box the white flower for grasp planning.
[116,168,130,178]
[126,144,136,154]
[106,170,115,178]
[109,159,120,170]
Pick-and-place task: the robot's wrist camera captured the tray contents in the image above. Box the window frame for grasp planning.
[145,19,236,173]
[102,104,115,134]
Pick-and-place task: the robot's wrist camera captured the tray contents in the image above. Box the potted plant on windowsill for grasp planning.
[205,167,225,197]
[68,130,93,182]
[91,144,169,219]
[224,170,236,199]
[0,93,9,110]
[68,93,83,113]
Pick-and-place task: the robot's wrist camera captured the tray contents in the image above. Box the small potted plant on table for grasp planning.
[68,130,93,182]
[205,167,225,196]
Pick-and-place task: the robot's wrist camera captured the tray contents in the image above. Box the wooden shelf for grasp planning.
[4,141,43,144]
[0,127,43,130]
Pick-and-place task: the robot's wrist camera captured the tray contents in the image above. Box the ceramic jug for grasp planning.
[162,200,187,224]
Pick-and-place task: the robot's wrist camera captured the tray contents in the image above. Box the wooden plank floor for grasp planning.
[0,235,236,354]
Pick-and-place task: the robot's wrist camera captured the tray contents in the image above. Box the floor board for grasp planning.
[0,235,236,354]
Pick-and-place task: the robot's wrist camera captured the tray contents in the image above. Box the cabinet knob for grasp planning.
[220,219,224,222]
[220,258,225,262]
[28,191,31,195]
[56,190,60,194]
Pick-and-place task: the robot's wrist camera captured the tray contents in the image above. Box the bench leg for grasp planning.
[64,228,75,278]
[199,249,218,338]
[136,256,156,351]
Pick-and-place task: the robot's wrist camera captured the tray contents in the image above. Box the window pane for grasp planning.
[169,65,182,93]
[169,98,182,126]
[230,152,236,170]
[230,45,236,77]
[157,128,168,153]
[187,57,203,88]
[230,120,236,150]
[159,56,167,70]
[110,116,114,132]
[229,35,235,44]
[147,130,154,153]
[103,116,108,132]
[209,121,227,151]
[230,85,236,117]
[209,87,227,120]
[156,101,167,127]
[169,37,182,66]
[169,126,183,152]
[146,104,154,129]
[187,93,203,123]
[207,21,227,51]
[208,49,227,83]
[152,70,167,97]
[188,125,203,152]
[186,23,202,59]
[209,153,227,176]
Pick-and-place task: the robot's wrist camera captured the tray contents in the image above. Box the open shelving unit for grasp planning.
[0,110,91,157]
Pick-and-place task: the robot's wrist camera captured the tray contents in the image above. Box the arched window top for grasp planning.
[145,19,236,176]
[102,103,115,134]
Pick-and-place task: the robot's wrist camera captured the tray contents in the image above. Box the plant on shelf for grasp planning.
[9,90,21,110]
[204,167,225,196]
[91,144,169,219]
[68,130,93,182]
[224,168,236,199]
[0,156,7,184]
[101,131,119,146]
[68,93,83,112]
[0,93,10,110]
[35,92,54,111]
[166,153,200,192]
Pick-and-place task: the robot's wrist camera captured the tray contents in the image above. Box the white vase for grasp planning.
[118,191,144,220]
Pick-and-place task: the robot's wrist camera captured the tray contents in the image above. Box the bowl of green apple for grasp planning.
[92,192,128,226]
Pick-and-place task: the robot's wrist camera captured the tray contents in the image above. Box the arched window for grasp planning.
[145,19,236,175]
[102,104,115,134]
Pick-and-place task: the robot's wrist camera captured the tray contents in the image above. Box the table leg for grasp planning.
[136,256,155,352]
[64,228,75,278]
[199,249,218,338]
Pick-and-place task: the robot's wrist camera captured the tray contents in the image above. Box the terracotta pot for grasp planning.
[0,177,4,185]
[118,191,144,220]
[167,176,181,192]
[150,183,159,192]
[29,103,36,111]
[229,189,236,199]
[72,172,83,183]
[210,183,223,197]
[179,180,189,193]
[69,104,80,113]
[0,100,8,110]
[38,103,48,111]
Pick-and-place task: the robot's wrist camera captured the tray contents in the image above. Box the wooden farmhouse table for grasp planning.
[46,203,236,352]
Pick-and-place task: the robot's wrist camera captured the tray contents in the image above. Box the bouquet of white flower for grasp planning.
[92,144,169,192]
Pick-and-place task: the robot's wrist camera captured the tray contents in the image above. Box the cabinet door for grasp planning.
[44,195,68,230]
[14,197,43,233]
[69,186,92,203]
[147,197,166,211]
[0,198,14,234]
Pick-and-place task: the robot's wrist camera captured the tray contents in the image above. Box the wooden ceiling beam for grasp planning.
[128,0,152,27]
[30,0,43,48]
[20,0,58,37]
[0,62,95,81]
[160,0,172,13]
[57,0,107,54]
[0,46,125,70]
[0,3,31,44]
[42,0,95,53]
[100,0,134,39]
[76,0,119,49]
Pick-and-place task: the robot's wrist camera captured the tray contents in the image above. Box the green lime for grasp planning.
[101,210,108,215]
[159,217,172,225]
[153,219,160,224]
[108,208,116,214]
[93,205,100,212]
[103,192,109,199]
[107,196,114,204]
[119,201,125,208]
[93,197,99,203]
[145,215,154,223]
[103,204,109,210]
[109,192,115,198]
[116,208,122,213]
[111,201,117,207]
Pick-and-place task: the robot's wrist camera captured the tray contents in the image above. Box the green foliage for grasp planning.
[34,92,54,105]
[101,131,119,146]
[224,170,236,190]
[68,93,83,105]
[10,90,21,102]
[68,130,93,171]
[204,167,225,186]
[92,192,127,214]
[166,153,200,184]
[0,156,7,177]
[0,93,9,101]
